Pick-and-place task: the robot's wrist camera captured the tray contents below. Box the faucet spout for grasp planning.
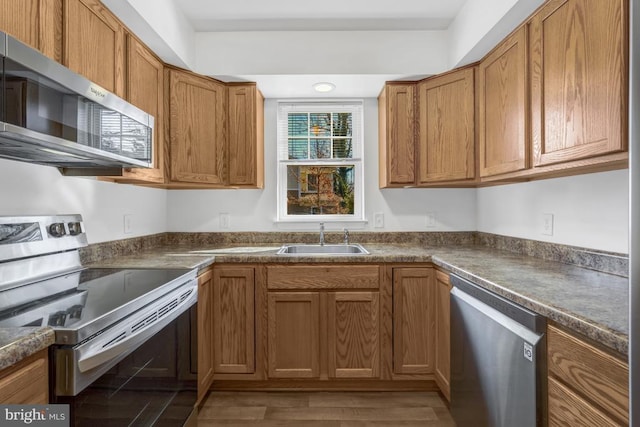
[319,222,325,246]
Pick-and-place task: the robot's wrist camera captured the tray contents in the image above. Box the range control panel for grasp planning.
[0,215,88,261]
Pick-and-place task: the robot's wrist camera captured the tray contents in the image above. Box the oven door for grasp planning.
[51,281,197,427]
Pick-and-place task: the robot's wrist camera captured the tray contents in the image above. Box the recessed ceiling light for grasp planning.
[313,82,335,93]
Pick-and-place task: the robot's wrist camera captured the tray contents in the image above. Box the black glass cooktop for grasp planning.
[0,267,196,344]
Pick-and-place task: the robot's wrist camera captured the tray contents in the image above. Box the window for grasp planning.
[277,102,364,222]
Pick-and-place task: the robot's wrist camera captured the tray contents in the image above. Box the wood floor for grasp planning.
[197,391,454,426]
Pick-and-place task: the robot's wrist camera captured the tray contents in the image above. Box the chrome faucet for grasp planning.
[343,229,350,245]
[319,222,325,246]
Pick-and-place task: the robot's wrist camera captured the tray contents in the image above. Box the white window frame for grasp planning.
[276,101,365,223]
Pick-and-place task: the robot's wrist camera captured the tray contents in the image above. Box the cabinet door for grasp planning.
[434,270,451,400]
[328,291,380,378]
[478,26,528,177]
[267,292,321,378]
[116,36,165,184]
[0,0,61,61]
[418,68,476,184]
[197,269,214,403]
[379,83,416,186]
[228,84,264,188]
[64,0,124,96]
[169,70,226,185]
[392,268,434,375]
[0,350,48,404]
[530,0,626,167]
[213,267,255,374]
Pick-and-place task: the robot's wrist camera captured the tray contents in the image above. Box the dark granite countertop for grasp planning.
[85,242,629,356]
[0,327,55,371]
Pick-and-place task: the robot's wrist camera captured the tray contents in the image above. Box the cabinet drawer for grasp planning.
[0,350,48,404]
[547,325,628,424]
[548,376,621,427]
[267,265,379,290]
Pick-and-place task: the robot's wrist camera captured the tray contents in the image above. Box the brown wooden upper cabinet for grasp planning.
[0,0,61,61]
[168,69,227,185]
[113,35,165,184]
[228,83,264,188]
[529,0,627,167]
[418,67,476,184]
[478,26,528,178]
[379,83,416,187]
[63,0,125,97]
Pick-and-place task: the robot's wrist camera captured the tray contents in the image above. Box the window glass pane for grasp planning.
[286,165,355,215]
[333,138,352,158]
[288,113,308,136]
[288,138,308,159]
[332,113,352,137]
[310,139,331,159]
[310,113,331,137]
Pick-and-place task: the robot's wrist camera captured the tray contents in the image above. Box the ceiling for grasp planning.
[104,0,542,98]
[178,0,467,31]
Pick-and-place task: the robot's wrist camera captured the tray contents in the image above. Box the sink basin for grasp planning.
[276,244,370,255]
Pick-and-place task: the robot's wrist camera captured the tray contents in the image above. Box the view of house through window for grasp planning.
[277,103,364,221]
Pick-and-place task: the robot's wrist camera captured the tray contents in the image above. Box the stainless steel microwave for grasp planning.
[0,31,154,175]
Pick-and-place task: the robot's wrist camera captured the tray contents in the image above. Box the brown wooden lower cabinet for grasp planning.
[328,291,380,379]
[196,268,214,404]
[547,324,629,425]
[213,266,255,374]
[267,292,320,378]
[434,269,451,401]
[392,267,434,376]
[0,349,48,404]
[265,265,382,381]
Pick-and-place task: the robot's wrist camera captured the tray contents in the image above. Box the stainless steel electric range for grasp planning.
[0,215,198,426]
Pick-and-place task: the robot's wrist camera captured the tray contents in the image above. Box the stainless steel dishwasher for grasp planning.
[450,274,546,427]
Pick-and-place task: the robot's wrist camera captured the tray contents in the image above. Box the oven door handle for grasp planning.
[76,284,197,373]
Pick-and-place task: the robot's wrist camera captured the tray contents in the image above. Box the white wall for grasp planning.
[477,170,629,253]
[166,98,478,233]
[195,31,448,76]
[0,159,167,244]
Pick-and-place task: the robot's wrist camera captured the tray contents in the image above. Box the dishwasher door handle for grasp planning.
[451,286,544,346]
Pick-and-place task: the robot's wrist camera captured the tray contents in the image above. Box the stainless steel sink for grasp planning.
[276,243,370,255]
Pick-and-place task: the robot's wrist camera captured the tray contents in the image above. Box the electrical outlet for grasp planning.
[542,213,554,236]
[426,212,437,228]
[123,214,132,234]
[374,212,384,228]
[220,213,230,229]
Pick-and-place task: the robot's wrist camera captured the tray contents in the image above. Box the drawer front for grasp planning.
[547,325,628,424]
[267,265,380,290]
[548,377,622,427]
